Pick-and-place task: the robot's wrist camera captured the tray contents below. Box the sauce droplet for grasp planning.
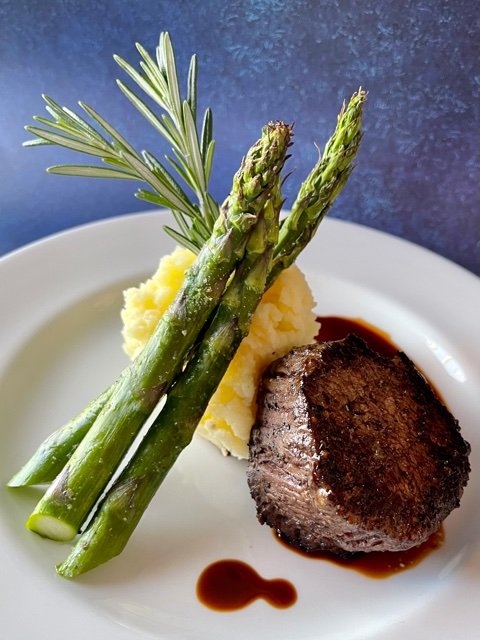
[196,559,297,611]
[274,526,444,579]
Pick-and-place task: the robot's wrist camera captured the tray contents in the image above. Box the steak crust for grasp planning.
[247,335,470,554]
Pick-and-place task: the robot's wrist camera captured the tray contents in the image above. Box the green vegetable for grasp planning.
[24,121,292,542]
[8,389,110,487]
[270,88,367,281]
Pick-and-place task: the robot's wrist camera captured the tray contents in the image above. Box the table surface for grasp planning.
[1,0,478,275]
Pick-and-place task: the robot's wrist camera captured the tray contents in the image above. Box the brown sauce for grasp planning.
[274,526,444,579]
[316,315,398,357]
[196,559,297,611]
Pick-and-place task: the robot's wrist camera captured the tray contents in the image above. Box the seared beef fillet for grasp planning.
[247,335,470,554]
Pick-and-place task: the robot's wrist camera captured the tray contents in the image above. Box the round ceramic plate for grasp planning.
[1,211,479,640]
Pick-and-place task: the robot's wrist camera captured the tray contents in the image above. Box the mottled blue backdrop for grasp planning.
[1,0,479,273]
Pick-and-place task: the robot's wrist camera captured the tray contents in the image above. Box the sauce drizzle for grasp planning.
[274,526,444,579]
[196,559,297,611]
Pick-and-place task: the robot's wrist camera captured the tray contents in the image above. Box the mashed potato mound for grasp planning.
[121,246,318,458]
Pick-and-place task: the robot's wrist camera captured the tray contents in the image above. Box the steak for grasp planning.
[247,335,470,554]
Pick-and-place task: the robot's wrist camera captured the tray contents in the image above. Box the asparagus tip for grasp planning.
[56,559,79,579]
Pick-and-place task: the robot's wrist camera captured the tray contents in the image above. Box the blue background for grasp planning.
[1,0,479,274]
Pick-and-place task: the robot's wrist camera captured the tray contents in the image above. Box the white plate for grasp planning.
[1,211,479,640]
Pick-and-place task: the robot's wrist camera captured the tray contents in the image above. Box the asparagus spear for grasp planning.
[8,91,365,488]
[270,88,366,282]
[25,122,292,542]
[8,389,110,487]
[58,176,282,578]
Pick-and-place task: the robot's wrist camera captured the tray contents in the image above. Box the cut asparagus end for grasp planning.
[56,560,80,580]
[25,514,77,541]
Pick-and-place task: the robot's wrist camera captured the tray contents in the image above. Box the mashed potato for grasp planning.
[121,246,318,458]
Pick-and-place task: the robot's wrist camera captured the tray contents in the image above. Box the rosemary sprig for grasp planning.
[24,32,218,253]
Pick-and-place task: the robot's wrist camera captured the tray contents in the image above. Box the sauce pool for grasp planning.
[196,559,297,611]
[315,315,398,357]
[274,526,445,579]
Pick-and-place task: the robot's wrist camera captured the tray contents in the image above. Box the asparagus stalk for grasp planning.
[7,91,365,488]
[270,88,366,282]
[8,389,111,487]
[25,122,292,542]
[58,177,282,578]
